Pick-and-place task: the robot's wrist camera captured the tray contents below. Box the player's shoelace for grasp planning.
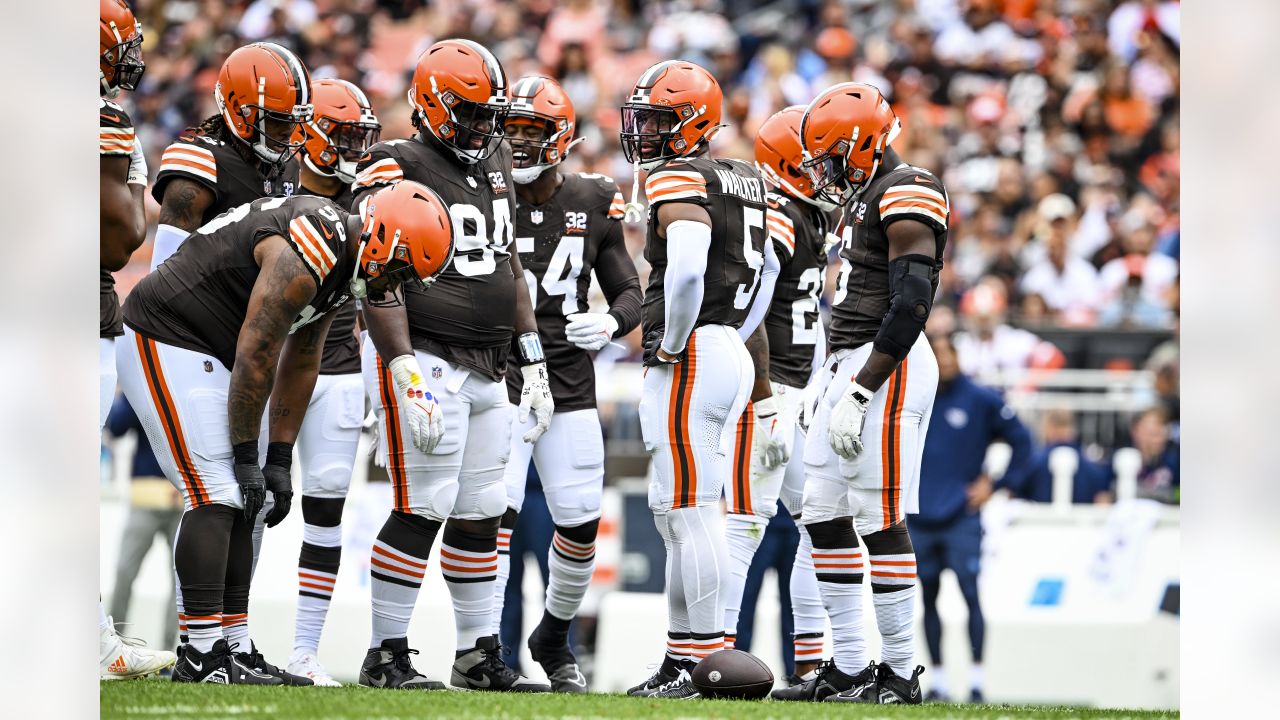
[391,646,421,674]
[480,643,523,682]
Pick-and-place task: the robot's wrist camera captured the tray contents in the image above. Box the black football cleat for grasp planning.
[648,668,700,699]
[772,659,875,701]
[171,639,281,685]
[451,635,550,692]
[360,638,446,690]
[527,622,588,693]
[827,662,924,704]
[969,687,985,704]
[627,658,681,697]
[235,642,313,686]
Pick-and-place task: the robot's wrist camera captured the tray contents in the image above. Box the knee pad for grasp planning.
[307,459,353,498]
[800,475,849,524]
[546,481,602,527]
[410,479,459,522]
[806,516,858,550]
[555,518,599,545]
[862,520,913,557]
[451,476,508,520]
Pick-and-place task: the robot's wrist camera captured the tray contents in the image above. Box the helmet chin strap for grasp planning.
[623,160,645,224]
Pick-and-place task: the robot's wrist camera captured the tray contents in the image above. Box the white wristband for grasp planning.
[753,395,779,418]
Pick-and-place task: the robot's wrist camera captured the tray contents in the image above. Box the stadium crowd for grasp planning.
[114,0,1179,459]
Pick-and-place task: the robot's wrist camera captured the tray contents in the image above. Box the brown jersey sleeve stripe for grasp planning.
[135,334,208,507]
[880,359,907,530]
[375,356,408,512]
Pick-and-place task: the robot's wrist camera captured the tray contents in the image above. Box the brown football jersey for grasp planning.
[297,184,359,376]
[503,173,641,410]
[152,124,299,226]
[827,150,949,352]
[100,98,135,339]
[353,137,517,381]
[124,195,354,370]
[640,156,770,338]
[763,191,830,388]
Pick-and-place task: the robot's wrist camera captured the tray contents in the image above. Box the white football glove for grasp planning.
[828,380,874,460]
[564,312,619,352]
[752,396,792,470]
[519,362,554,443]
[127,138,149,187]
[388,354,444,453]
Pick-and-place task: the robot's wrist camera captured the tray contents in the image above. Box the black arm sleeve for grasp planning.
[594,220,643,337]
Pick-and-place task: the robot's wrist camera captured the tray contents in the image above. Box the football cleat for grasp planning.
[171,639,281,685]
[969,687,986,704]
[527,621,588,693]
[99,618,177,680]
[235,642,313,686]
[627,661,680,697]
[360,638,445,690]
[771,659,875,702]
[287,649,341,687]
[826,662,924,704]
[648,667,700,699]
[451,635,550,692]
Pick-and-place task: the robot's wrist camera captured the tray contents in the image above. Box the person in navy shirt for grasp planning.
[1015,408,1116,505]
[911,333,1034,702]
[1130,407,1179,504]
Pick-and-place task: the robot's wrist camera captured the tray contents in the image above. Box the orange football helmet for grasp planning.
[800,82,901,206]
[505,75,581,184]
[755,106,837,212]
[408,39,509,165]
[100,0,144,98]
[620,60,723,170]
[355,181,456,306]
[302,78,380,184]
[215,42,314,167]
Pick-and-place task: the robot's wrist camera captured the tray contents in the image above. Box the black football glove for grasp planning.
[642,329,685,368]
[232,442,266,522]
[262,442,294,528]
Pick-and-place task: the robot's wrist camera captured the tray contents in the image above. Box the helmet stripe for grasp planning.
[259,42,309,105]
[455,39,506,93]
[638,60,677,89]
[340,78,370,108]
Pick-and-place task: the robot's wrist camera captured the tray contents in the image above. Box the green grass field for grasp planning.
[101,678,1178,720]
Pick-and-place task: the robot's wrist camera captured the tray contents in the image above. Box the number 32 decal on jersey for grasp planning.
[449,200,514,277]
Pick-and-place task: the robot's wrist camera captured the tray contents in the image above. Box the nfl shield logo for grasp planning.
[531,210,543,225]
[432,366,443,380]
[203,361,213,373]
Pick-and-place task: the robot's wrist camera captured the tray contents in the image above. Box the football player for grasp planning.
[283,78,382,687]
[619,61,776,699]
[722,107,838,686]
[351,39,552,692]
[488,75,642,692]
[117,182,455,685]
[149,39,312,660]
[99,0,176,680]
[778,83,946,704]
[149,42,309,271]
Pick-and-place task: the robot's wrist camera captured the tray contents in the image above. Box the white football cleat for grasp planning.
[288,649,342,687]
[99,618,177,680]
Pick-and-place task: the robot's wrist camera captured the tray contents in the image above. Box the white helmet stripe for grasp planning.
[259,42,309,105]
[454,39,506,93]
[638,60,677,89]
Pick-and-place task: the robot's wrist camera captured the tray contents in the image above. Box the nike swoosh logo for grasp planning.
[320,223,334,240]
[369,673,387,687]
[469,674,492,688]
[913,175,935,184]
[100,113,123,124]
[189,659,203,672]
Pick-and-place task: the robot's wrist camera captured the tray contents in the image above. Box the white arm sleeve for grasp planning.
[660,219,711,355]
[737,237,780,341]
[149,223,191,271]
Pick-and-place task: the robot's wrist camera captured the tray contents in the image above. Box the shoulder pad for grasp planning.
[158,139,218,185]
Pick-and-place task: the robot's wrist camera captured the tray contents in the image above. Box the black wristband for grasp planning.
[517,332,545,365]
[232,441,258,466]
[266,442,294,470]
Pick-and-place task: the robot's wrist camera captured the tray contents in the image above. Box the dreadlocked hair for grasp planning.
[193,114,230,141]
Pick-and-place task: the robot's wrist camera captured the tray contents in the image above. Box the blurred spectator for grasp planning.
[1019,194,1102,323]
[1015,409,1115,505]
[1144,335,1179,441]
[954,278,1065,381]
[1097,218,1178,312]
[1129,407,1179,504]
[105,393,183,650]
[912,333,1035,703]
[1096,256,1173,328]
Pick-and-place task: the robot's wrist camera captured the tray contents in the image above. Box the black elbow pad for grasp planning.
[873,254,935,361]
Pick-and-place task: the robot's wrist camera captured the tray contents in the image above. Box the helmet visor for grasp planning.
[448,97,508,160]
[801,148,854,207]
[258,106,313,157]
[620,104,680,164]
[105,34,145,91]
[329,121,381,163]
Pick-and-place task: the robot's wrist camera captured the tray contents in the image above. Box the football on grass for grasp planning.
[691,649,774,699]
